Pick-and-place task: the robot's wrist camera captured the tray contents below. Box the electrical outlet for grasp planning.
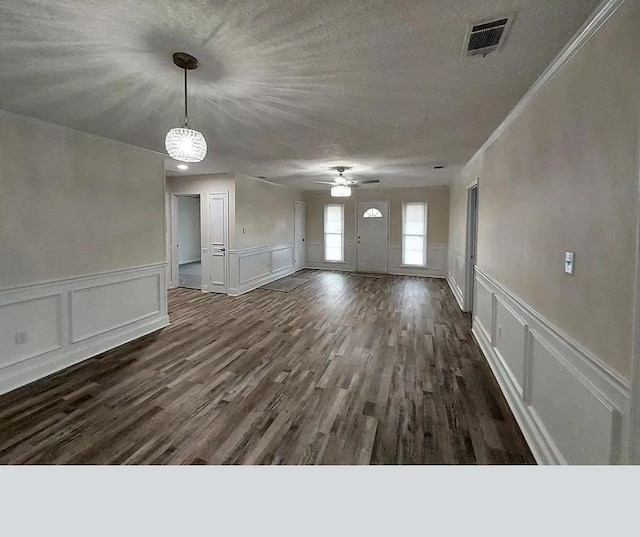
[15,332,27,345]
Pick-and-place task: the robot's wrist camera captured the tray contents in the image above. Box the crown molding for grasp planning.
[465,0,626,169]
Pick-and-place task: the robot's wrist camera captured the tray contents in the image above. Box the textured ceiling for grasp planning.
[0,0,600,189]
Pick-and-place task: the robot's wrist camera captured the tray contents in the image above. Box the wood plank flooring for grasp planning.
[0,270,534,464]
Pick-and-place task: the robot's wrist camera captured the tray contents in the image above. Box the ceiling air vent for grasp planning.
[462,15,513,58]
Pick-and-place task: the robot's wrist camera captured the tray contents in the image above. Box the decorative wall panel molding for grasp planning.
[227,242,296,296]
[0,263,169,396]
[470,267,630,464]
[305,241,356,272]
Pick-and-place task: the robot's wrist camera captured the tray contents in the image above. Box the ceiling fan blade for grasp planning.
[358,179,380,184]
[313,181,337,185]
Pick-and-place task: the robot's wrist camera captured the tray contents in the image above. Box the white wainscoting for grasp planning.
[306,241,357,272]
[0,263,169,396]
[388,243,447,278]
[470,267,630,464]
[306,241,447,278]
[227,242,296,296]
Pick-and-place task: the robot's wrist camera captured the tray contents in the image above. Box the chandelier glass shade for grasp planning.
[331,185,351,197]
[165,127,207,163]
[165,52,207,163]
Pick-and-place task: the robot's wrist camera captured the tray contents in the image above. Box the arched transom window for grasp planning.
[363,208,383,218]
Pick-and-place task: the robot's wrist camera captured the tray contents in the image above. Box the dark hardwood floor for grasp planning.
[0,270,534,464]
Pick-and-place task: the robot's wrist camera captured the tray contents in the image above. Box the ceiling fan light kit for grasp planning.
[165,52,207,163]
[331,185,352,197]
[314,166,379,196]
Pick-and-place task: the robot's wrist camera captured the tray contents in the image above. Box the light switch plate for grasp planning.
[565,251,575,275]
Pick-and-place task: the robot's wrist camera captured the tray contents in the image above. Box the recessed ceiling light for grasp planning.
[177,164,189,170]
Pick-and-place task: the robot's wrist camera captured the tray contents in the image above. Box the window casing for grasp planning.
[324,203,344,262]
[402,202,427,266]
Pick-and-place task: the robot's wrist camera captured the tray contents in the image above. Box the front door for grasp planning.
[294,202,305,271]
[209,192,228,294]
[357,201,389,273]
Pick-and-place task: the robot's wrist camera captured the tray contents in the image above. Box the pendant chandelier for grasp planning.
[165,52,207,163]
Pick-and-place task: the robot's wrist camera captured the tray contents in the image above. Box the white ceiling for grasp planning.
[0,0,600,189]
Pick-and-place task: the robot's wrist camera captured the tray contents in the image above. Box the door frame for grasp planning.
[356,200,390,273]
[168,193,178,289]
[208,191,229,294]
[464,180,479,313]
[294,201,306,272]
[629,144,640,463]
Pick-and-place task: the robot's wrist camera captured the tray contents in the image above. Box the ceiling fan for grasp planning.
[313,166,379,197]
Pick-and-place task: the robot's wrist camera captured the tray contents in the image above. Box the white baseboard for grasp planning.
[179,258,201,265]
[305,263,355,272]
[0,263,168,395]
[388,270,445,279]
[446,273,465,311]
[470,267,630,464]
[227,243,296,296]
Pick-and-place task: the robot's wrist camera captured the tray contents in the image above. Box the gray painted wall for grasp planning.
[447,0,639,378]
[0,111,166,289]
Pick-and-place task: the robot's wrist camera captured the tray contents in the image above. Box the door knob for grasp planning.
[220,248,226,252]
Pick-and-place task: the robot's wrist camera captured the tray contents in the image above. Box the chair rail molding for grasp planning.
[0,263,169,395]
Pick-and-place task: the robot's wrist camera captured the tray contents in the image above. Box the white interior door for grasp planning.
[357,201,389,273]
[209,192,228,294]
[294,202,305,271]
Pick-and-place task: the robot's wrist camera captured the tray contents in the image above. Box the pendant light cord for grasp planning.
[183,68,189,128]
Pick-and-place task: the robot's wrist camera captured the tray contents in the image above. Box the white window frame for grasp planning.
[402,201,428,267]
[324,203,345,263]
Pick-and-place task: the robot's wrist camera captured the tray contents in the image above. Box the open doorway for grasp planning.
[464,181,479,312]
[177,195,202,290]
